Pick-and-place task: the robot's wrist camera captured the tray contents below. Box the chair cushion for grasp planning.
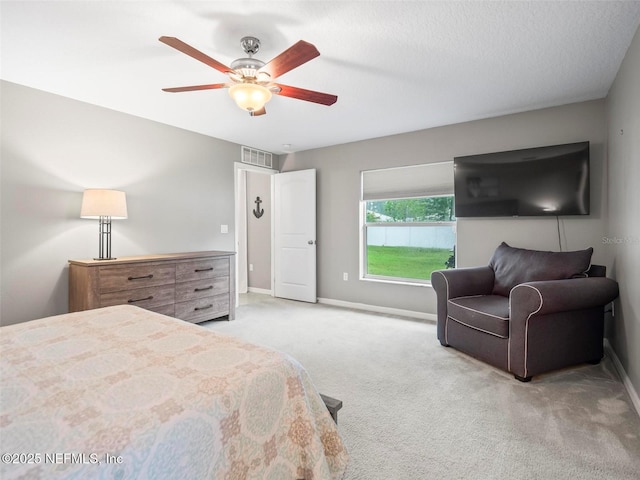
[447,295,510,338]
[489,242,593,296]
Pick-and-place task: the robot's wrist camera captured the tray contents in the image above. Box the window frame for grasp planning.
[360,162,456,286]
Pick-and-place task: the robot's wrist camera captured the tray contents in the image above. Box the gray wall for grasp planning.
[280,100,608,315]
[246,170,272,290]
[606,27,640,398]
[1,81,238,326]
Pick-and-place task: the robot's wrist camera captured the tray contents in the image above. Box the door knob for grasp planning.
[308,240,316,245]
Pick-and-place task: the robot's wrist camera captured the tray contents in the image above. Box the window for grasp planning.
[361,162,456,284]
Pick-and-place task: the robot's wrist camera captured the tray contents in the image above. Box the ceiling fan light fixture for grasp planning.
[229,82,272,113]
[160,35,337,115]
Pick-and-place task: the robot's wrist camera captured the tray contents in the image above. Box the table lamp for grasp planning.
[80,189,128,260]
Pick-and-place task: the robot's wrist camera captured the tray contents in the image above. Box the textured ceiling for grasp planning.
[2,1,639,154]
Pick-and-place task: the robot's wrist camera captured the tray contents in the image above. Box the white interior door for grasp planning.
[274,169,317,303]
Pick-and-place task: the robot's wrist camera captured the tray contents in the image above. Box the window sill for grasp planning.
[360,275,434,288]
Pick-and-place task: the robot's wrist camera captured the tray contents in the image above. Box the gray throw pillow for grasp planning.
[489,242,593,296]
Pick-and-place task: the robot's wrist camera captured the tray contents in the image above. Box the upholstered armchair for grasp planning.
[431,242,619,382]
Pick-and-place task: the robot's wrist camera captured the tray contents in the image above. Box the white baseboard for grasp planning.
[317,297,437,322]
[247,287,272,295]
[604,339,640,418]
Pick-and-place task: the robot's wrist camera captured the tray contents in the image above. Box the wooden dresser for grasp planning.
[69,251,236,323]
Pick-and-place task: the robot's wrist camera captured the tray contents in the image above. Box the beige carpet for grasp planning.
[204,293,640,480]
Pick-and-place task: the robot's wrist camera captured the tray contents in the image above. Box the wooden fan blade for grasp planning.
[250,107,267,116]
[162,83,229,93]
[259,40,320,79]
[273,84,338,106]
[159,36,232,74]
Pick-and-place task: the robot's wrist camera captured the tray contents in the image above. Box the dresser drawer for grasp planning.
[100,285,175,309]
[176,257,229,283]
[176,276,229,303]
[175,294,230,323]
[99,264,175,293]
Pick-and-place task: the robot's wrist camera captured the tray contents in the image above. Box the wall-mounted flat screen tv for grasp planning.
[454,141,590,217]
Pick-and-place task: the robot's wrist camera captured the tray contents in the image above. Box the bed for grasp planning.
[0,305,348,479]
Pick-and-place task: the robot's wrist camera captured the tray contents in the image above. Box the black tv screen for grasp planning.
[454,141,590,217]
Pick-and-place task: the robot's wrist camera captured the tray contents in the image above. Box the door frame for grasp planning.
[233,162,277,305]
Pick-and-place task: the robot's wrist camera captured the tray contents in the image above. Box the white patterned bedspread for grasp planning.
[0,305,348,479]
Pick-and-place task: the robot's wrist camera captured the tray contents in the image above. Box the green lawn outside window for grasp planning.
[366,246,451,281]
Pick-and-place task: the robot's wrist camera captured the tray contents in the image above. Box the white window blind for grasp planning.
[362,161,454,201]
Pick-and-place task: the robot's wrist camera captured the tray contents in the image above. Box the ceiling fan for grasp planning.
[159,35,338,116]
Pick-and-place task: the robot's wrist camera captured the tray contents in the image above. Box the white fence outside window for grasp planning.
[366,224,455,249]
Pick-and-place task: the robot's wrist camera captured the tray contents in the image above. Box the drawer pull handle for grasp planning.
[128,274,154,281]
[194,286,214,292]
[195,304,213,311]
[195,267,214,272]
[128,295,153,303]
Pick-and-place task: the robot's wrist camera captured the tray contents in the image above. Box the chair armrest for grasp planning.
[510,277,619,318]
[431,267,495,345]
[508,277,618,378]
[431,266,495,299]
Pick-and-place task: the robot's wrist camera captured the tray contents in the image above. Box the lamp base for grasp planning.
[95,216,116,261]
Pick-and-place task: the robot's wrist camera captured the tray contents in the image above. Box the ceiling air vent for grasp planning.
[241,146,273,169]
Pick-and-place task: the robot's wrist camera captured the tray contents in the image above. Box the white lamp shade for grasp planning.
[80,189,128,219]
[228,83,272,112]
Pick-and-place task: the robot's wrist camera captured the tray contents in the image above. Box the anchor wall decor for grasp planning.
[253,197,264,218]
